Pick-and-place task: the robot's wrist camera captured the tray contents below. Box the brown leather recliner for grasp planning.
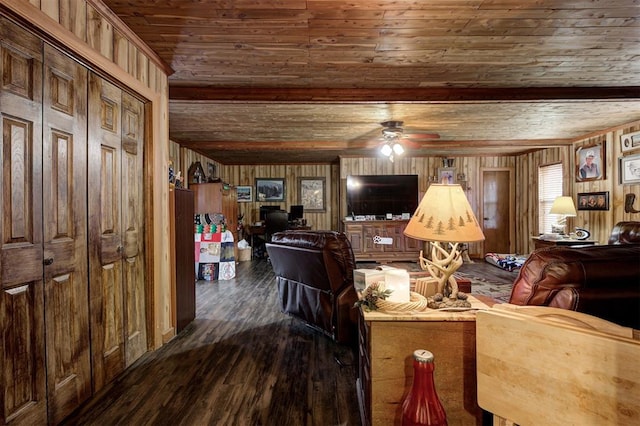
[608,221,640,244]
[266,230,359,344]
[509,222,640,329]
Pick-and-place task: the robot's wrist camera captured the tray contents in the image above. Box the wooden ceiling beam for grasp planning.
[169,86,640,102]
[178,138,573,150]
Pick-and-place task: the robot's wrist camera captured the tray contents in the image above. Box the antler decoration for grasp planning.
[418,242,463,299]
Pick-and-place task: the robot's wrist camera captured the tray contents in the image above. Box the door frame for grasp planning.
[480,167,516,254]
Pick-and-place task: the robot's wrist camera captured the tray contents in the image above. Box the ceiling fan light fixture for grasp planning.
[392,143,405,155]
[380,143,393,157]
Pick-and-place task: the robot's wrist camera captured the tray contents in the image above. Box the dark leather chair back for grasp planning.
[265,210,289,242]
[608,221,640,245]
[266,230,358,344]
[509,244,640,329]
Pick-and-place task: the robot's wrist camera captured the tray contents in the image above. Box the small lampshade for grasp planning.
[404,184,485,242]
[380,143,393,157]
[549,196,577,216]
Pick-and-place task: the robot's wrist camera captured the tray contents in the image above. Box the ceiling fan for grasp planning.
[378,121,440,161]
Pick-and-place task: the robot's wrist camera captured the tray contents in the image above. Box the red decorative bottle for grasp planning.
[401,349,447,426]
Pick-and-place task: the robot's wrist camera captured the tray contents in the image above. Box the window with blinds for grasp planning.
[538,163,563,233]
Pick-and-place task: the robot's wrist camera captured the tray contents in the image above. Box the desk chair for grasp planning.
[265,210,289,243]
[254,210,289,259]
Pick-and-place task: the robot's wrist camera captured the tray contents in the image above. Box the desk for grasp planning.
[531,236,597,250]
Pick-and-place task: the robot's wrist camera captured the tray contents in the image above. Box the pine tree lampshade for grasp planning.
[404,184,485,307]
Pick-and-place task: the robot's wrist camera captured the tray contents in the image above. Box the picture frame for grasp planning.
[577,191,609,211]
[620,130,640,153]
[575,143,605,182]
[236,185,252,202]
[620,153,640,185]
[297,177,326,212]
[255,178,285,202]
[437,167,456,184]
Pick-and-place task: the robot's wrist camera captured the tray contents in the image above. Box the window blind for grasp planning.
[538,163,563,233]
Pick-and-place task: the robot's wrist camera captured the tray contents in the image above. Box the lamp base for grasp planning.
[418,242,471,309]
[427,293,472,309]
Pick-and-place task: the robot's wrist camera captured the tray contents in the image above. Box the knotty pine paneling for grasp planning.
[176,120,640,261]
[6,0,172,348]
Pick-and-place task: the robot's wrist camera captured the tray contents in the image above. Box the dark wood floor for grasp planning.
[62,259,361,426]
[62,258,513,426]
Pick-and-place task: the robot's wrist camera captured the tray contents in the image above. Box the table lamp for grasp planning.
[404,183,485,308]
[549,196,577,235]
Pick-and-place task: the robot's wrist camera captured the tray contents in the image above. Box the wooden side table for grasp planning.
[357,296,489,425]
[531,236,597,250]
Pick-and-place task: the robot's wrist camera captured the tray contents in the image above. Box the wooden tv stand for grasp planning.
[342,220,421,263]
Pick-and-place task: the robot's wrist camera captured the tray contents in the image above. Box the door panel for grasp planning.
[42,44,91,424]
[482,170,512,254]
[121,92,147,366]
[88,74,125,391]
[0,17,47,425]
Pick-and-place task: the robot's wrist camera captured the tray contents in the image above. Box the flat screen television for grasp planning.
[346,174,419,217]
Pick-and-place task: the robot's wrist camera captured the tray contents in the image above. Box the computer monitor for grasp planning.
[289,205,304,221]
[259,205,281,221]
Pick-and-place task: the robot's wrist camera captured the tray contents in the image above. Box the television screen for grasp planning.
[346,175,418,217]
[289,205,304,220]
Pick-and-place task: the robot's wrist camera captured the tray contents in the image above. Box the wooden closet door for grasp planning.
[42,44,91,424]
[121,91,147,366]
[88,73,125,391]
[0,17,47,425]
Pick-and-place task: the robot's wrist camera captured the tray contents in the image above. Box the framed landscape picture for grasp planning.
[298,177,326,212]
[255,178,285,202]
[237,185,252,202]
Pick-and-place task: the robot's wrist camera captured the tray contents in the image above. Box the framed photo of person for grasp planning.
[575,143,605,182]
[577,191,609,211]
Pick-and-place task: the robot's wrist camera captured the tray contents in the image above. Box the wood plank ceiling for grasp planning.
[102,0,640,164]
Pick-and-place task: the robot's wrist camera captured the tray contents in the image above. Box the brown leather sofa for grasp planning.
[509,221,640,329]
[266,230,359,344]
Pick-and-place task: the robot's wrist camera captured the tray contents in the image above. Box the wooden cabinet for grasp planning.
[170,188,196,333]
[191,182,239,241]
[343,220,420,262]
[1,19,148,424]
[357,299,487,425]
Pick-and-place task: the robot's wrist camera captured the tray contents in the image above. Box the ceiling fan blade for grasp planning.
[403,132,440,140]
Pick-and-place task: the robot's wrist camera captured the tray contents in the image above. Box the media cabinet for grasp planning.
[342,220,422,263]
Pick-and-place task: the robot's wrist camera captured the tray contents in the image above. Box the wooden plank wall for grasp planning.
[4,0,173,348]
[175,119,640,260]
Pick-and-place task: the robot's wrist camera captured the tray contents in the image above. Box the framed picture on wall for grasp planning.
[255,178,285,202]
[237,186,252,202]
[620,130,640,153]
[437,167,456,184]
[577,191,609,211]
[575,143,605,182]
[620,153,640,185]
[298,177,326,212]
